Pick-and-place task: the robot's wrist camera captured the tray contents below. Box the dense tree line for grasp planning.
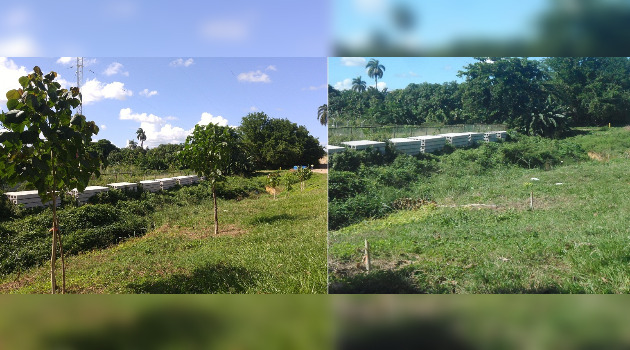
[98,112,324,171]
[329,57,630,137]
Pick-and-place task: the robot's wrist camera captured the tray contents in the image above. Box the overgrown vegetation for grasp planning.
[329,134,587,230]
[329,127,630,293]
[0,174,266,278]
[0,172,325,294]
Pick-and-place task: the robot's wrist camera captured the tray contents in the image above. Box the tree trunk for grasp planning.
[50,149,57,294]
[212,181,219,235]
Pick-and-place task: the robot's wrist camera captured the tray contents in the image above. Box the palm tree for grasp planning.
[136,128,147,148]
[317,104,328,125]
[366,58,385,92]
[351,76,367,93]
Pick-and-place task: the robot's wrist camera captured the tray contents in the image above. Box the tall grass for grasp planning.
[329,127,630,293]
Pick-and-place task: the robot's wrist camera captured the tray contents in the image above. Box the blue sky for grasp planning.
[333,0,549,51]
[0,1,328,56]
[328,57,480,91]
[0,57,327,148]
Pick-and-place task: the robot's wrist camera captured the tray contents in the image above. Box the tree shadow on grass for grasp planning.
[247,213,300,226]
[329,268,427,294]
[44,305,224,349]
[128,262,256,294]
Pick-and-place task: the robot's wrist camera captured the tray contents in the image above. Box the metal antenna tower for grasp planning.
[76,57,84,115]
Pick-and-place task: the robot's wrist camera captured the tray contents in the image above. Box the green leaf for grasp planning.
[0,131,17,144]
[33,66,42,76]
[18,76,29,88]
[6,99,19,110]
[3,110,26,125]
[6,89,20,100]
[19,129,38,144]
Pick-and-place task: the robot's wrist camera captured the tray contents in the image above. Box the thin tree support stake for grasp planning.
[364,239,371,272]
[58,227,66,294]
[530,191,534,210]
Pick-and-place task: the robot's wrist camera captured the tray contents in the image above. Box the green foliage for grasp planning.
[330,57,630,135]
[329,145,398,172]
[283,171,298,192]
[239,112,325,169]
[266,171,281,189]
[180,123,241,183]
[365,58,385,91]
[329,132,590,230]
[0,66,102,202]
[0,204,149,275]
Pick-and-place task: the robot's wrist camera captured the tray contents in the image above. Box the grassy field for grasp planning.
[329,127,630,293]
[0,173,326,294]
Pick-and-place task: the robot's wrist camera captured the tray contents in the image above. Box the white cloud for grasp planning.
[103,62,128,76]
[249,106,259,112]
[82,79,132,104]
[119,108,162,123]
[141,122,190,147]
[340,57,367,67]
[197,112,228,126]
[334,78,353,90]
[237,70,271,83]
[200,18,249,41]
[119,108,188,147]
[0,57,28,104]
[57,57,74,65]
[119,108,231,147]
[302,84,327,91]
[377,81,387,90]
[170,58,194,67]
[100,124,107,130]
[265,65,277,71]
[139,88,158,97]
[0,36,39,56]
[485,58,495,64]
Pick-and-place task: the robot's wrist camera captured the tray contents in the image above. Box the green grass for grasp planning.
[329,127,630,293]
[0,173,326,294]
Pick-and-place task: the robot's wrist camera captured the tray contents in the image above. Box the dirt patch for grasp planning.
[588,151,607,161]
[312,168,327,174]
[328,256,419,280]
[0,273,39,293]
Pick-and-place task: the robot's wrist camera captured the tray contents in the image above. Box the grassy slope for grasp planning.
[1,173,327,294]
[329,127,630,293]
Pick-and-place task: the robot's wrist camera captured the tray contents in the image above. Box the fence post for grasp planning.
[364,239,371,272]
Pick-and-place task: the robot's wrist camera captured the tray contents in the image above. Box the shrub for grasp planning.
[328,171,368,201]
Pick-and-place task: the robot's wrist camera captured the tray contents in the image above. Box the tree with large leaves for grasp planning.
[365,58,386,92]
[317,104,328,126]
[0,66,102,293]
[136,127,147,148]
[351,76,367,93]
[179,123,240,235]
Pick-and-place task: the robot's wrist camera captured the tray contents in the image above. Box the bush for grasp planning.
[329,194,391,231]
[0,203,150,276]
[328,171,368,201]
[498,135,586,169]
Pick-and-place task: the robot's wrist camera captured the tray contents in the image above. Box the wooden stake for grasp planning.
[530,191,534,210]
[364,239,371,272]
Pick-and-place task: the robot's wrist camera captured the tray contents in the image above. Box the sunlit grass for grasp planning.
[1,173,326,294]
[329,128,630,293]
